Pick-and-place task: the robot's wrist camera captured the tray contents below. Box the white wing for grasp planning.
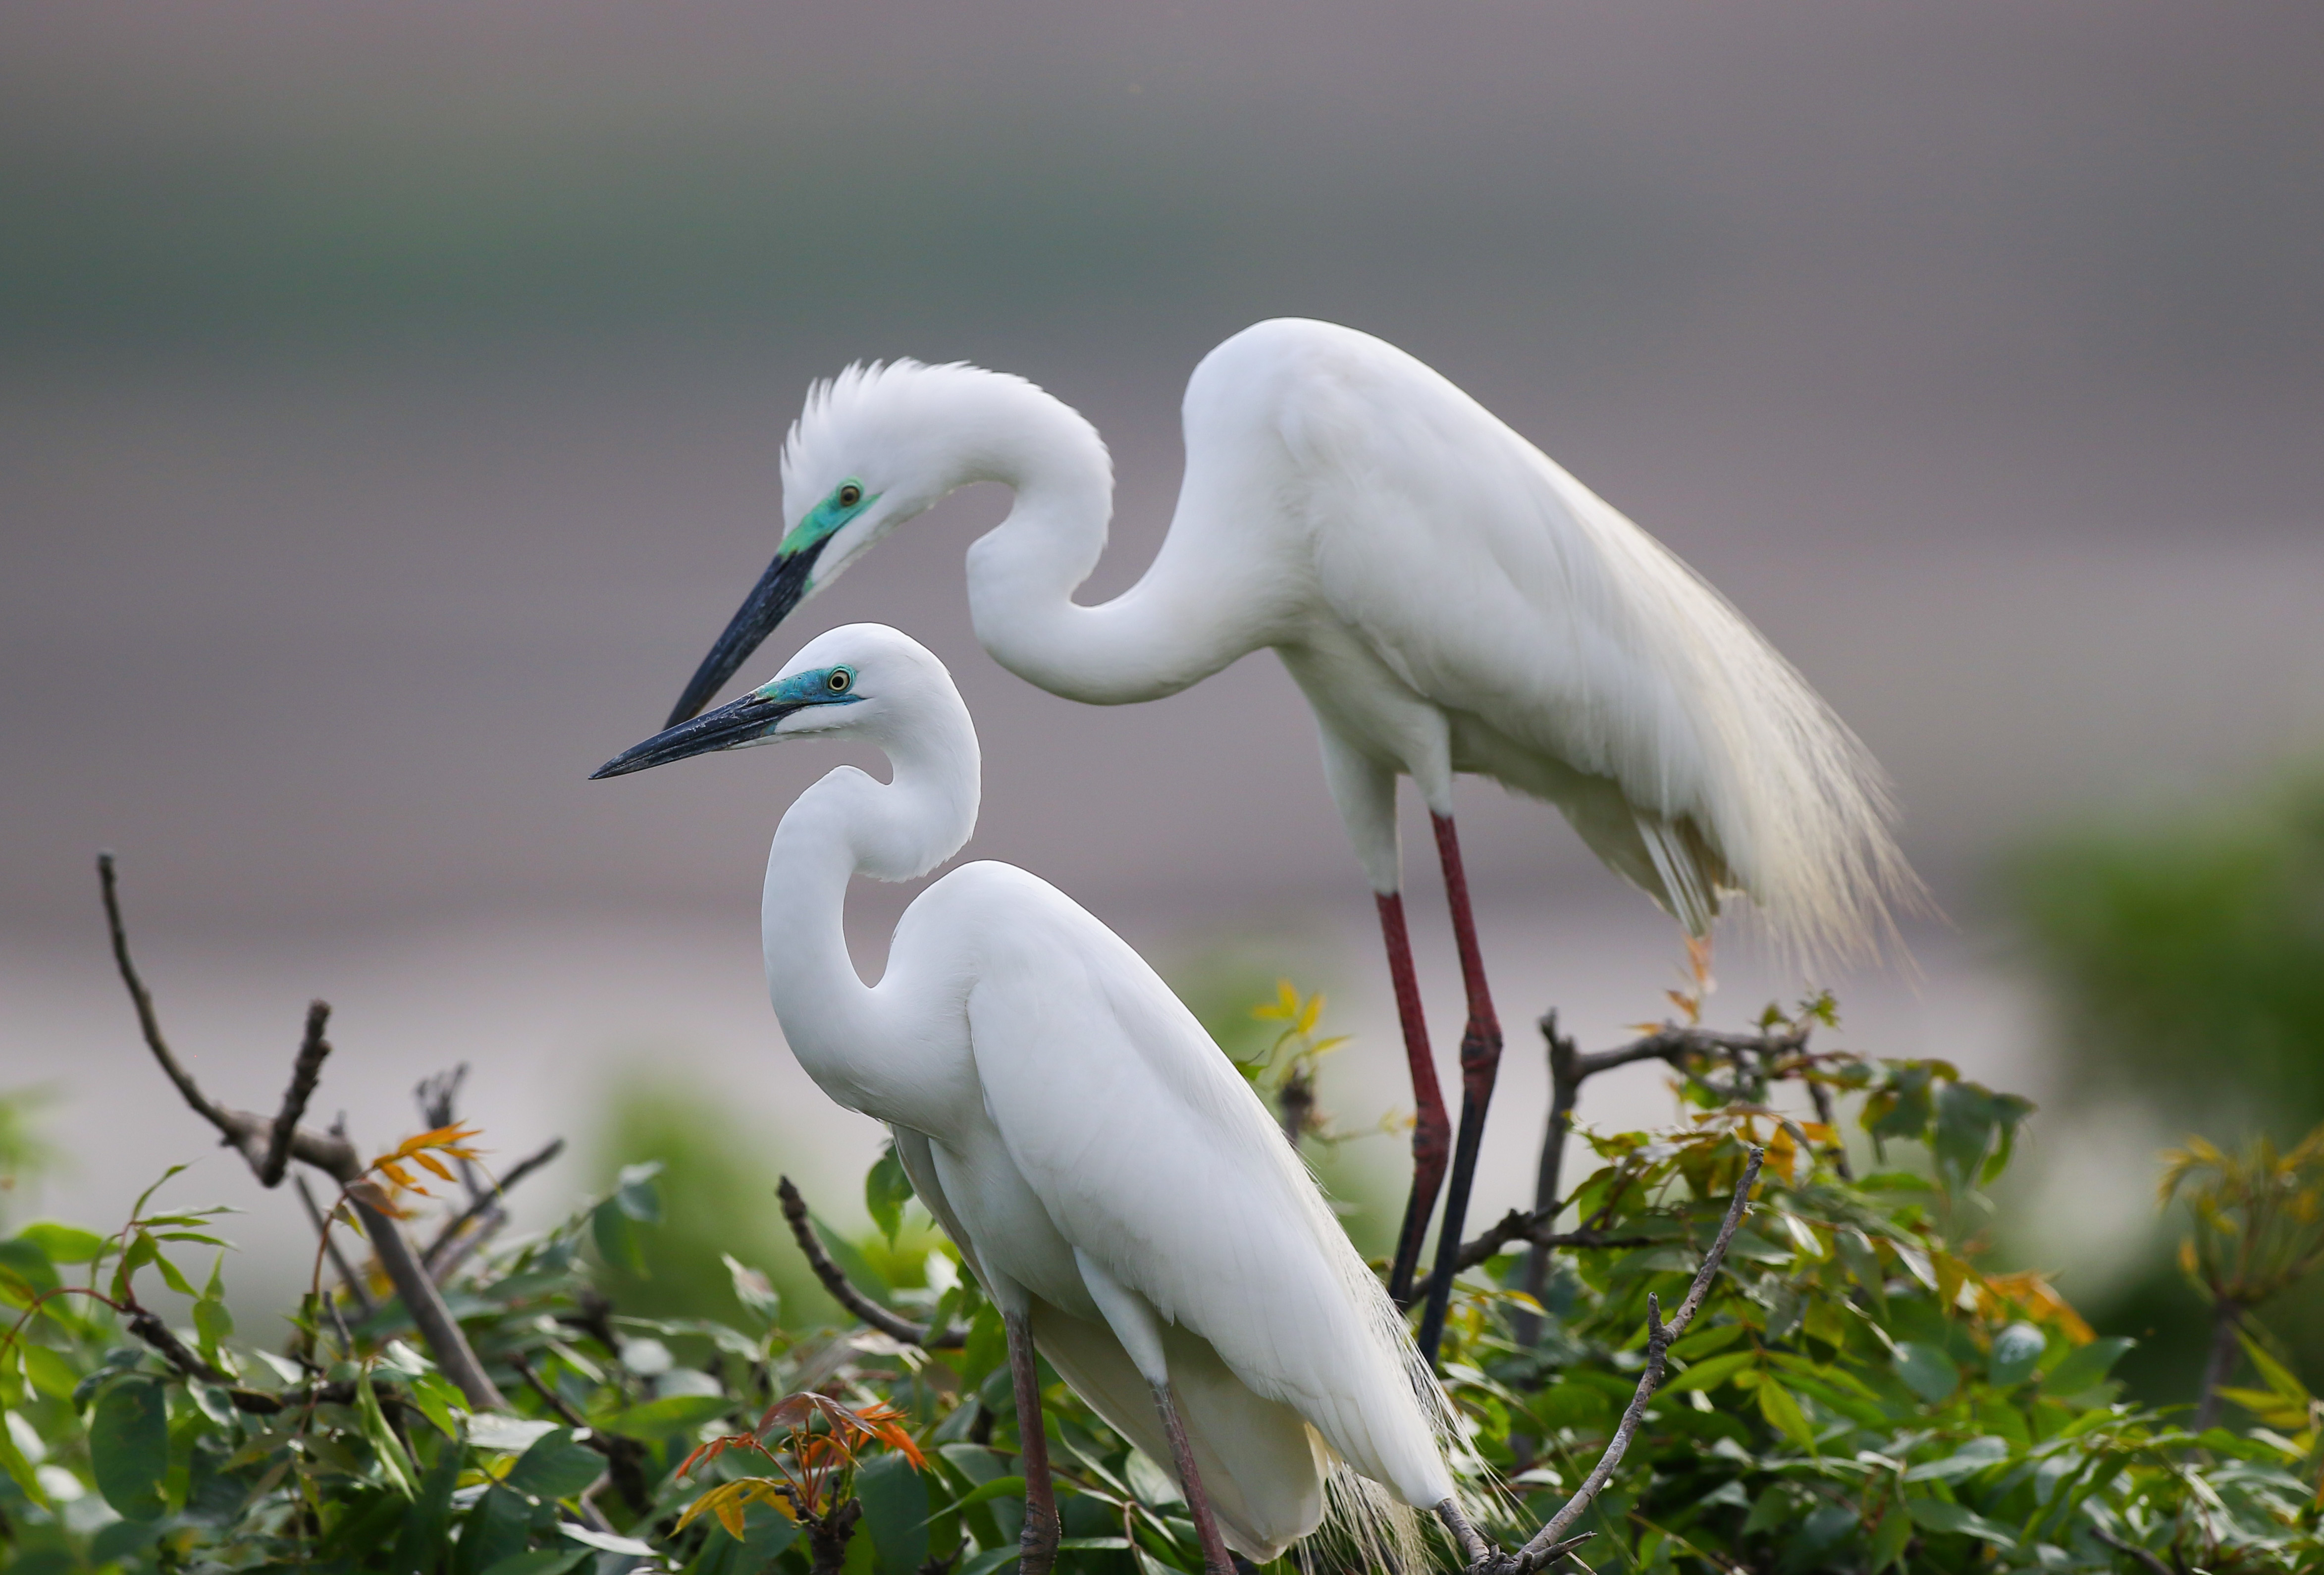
[937,861,1455,1513]
[1234,319,1915,961]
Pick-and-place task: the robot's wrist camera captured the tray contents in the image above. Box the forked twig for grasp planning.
[97,852,505,1410]
[776,1176,964,1349]
[1511,1146,1765,1570]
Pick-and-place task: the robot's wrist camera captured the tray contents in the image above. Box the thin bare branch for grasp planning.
[99,852,231,1136]
[513,1350,589,1429]
[1513,1146,1764,1570]
[777,1175,963,1349]
[1451,1208,1660,1274]
[259,1003,333,1188]
[423,1137,566,1275]
[296,1173,376,1318]
[99,853,502,1409]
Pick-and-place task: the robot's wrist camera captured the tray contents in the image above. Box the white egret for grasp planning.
[594,624,1500,1575]
[663,318,1918,1353]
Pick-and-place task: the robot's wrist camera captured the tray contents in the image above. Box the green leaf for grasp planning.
[1755,1377,1817,1450]
[89,1374,170,1521]
[2040,1337,2132,1398]
[408,1370,470,1441]
[147,1237,197,1298]
[591,1198,645,1277]
[111,1231,156,1302]
[358,1368,418,1498]
[194,1254,234,1366]
[937,1473,1028,1514]
[866,1142,915,1246]
[1868,1505,1912,1573]
[1932,1081,1996,1193]
[1902,1436,2008,1482]
[126,1164,191,1224]
[389,1435,466,1575]
[1906,1496,2017,1547]
[454,1485,533,1575]
[601,1392,732,1438]
[15,1222,107,1263]
[859,1449,931,1573]
[2237,1330,2311,1403]
[501,1426,603,1503]
[723,1253,782,1326]
[1893,1341,1959,1406]
[613,1160,663,1223]
[0,1405,48,1506]
[1664,1350,1756,1394]
[21,1343,80,1401]
[0,1240,56,1303]
[1987,1322,2044,1388]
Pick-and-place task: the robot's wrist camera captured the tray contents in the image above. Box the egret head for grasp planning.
[595,622,957,779]
[663,359,1104,728]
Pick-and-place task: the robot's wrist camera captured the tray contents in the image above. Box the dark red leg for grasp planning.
[1006,1311,1060,1575]
[1415,814,1506,1363]
[1378,890,1451,1306]
[1152,1380,1235,1575]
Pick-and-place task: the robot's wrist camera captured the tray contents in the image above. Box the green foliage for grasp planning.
[1427,1014,2324,1572]
[2008,765,2324,1401]
[2010,769,2324,1137]
[0,1089,59,1231]
[6,989,2324,1575]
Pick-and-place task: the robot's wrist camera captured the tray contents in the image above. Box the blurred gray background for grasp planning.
[5,2,2321,1308]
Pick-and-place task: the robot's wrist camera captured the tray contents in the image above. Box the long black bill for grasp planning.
[665,538,829,729]
[592,689,807,781]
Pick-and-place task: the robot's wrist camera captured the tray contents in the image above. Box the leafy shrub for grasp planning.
[4,985,2323,1575]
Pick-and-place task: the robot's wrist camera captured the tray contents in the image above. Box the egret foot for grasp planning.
[1434,1499,1517,1575]
[1151,1380,1235,1575]
[1004,1312,1060,1575]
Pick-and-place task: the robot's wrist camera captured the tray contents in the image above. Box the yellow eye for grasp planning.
[836,482,863,508]
[828,669,852,693]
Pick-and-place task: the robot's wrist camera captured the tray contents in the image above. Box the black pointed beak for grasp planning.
[666,539,830,729]
[592,689,807,780]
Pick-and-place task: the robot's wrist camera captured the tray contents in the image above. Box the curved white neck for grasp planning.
[951,385,1283,704]
[759,709,978,1123]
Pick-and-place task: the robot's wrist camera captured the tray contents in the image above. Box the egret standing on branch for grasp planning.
[593,624,1504,1575]
[662,318,1919,1357]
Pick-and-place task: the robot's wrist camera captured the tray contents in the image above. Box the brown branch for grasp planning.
[98,852,504,1411]
[513,1350,589,1429]
[260,1003,333,1188]
[116,1307,404,1418]
[100,852,232,1136]
[123,1307,233,1385]
[2089,1526,2175,1575]
[1513,1147,1764,1570]
[1451,1208,1660,1274]
[345,1195,508,1409]
[777,1176,963,1348]
[423,1138,567,1275]
[2192,1299,2245,1431]
[514,1350,654,1513]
